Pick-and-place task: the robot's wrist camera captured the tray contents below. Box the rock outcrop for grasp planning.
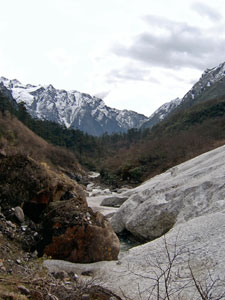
[0,153,119,263]
[0,154,83,220]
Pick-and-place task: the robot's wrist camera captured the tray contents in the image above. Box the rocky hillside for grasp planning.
[0,77,148,136]
[0,152,119,262]
[0,151,121,298]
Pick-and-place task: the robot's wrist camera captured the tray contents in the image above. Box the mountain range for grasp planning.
[1,61,225,135]
[0,77,147,136]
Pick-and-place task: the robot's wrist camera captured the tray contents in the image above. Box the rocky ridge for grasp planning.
[182,61,225,105]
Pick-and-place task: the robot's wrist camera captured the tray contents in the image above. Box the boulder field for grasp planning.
[45,144,225,299]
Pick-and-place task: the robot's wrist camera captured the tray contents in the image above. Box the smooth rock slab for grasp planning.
[44,211,225,300]
[87,195,119,216]
[111,145,225,241]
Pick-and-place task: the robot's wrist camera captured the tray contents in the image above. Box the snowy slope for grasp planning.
[141,97,181,129]
[0,77,148,136]
[182,61,225,103]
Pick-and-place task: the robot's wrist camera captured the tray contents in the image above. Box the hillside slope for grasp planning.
[0,89,86,179]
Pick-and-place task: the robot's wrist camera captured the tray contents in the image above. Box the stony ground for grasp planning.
[0,209,122,300]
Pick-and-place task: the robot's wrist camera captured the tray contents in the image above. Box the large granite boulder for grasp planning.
[40,199,120,263]
[111,145,225,241]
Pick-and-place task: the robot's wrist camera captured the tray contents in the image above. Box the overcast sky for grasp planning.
[1,0,225,116]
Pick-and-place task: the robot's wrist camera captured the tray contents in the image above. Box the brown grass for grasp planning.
[0,112,82,174]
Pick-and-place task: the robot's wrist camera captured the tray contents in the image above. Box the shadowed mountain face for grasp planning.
[0,77,148,136]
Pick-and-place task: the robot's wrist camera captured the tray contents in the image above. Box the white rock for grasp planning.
[14,206,24,223]
[87,195,119,216]
[44,211,225,300]
[86,183,95,191]
[111,145,225,240]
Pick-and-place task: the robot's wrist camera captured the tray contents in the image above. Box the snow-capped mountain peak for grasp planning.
[3,61,225,134]
[141,61,225,129]
[150,97,181,121]
[141,97,182,129]
[0,77,148,136]
[182,61,225,103]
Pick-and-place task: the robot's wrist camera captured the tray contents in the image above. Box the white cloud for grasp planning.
[47,48,76,69]
[1,0,225,116]
[191,2,222,21]
[93,90,110,99]
[112,15,225,71]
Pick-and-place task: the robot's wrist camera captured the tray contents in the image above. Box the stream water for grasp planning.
[118,235,141,258]
[86,178,141,257]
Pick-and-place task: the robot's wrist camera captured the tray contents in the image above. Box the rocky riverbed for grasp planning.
[2,146,225,299]
[44,144,225,300]
[86,183,141,258]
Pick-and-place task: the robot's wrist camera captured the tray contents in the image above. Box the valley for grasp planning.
[1,60,225,299]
